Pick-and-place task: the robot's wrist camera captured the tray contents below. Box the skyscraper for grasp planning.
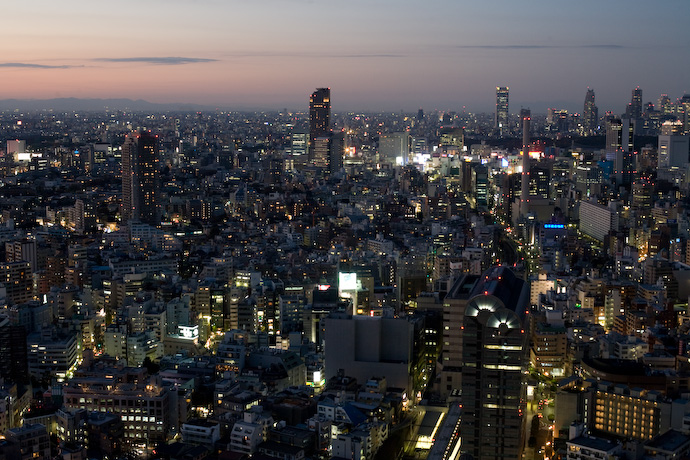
[460,266,529,460]
[495,86,509,135]
[606,117,634,153]
[626,87,643,120]
[657,94,672,115]
[309,88,331,161]
[290,131,309,170]
[121,131,161,227]
[583,88,598,135]
[520,108,531,217]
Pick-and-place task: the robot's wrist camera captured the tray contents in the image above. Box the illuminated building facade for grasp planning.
[459,266,529,460]
[583,89,598,135]
[530,322,568,377]
[290,131,308,169]
[496,86,509,135]
[627,87,643,120]
[63,369,172,449]
[578,200,619,242]
[309,88,331,161]
[0,261,33,305]
[440,273,480,400]
[121,131,160,227]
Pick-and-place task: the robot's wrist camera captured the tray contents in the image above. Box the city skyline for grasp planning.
[2,0,688,113]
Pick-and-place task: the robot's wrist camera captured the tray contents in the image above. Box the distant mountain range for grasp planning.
[0,98,215,112]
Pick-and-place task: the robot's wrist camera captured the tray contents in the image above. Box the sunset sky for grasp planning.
[3,0,689,113]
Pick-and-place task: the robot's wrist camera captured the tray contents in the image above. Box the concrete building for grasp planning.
[567,435,622,460]
[439,273,481,399]
[5,423,51,460]
[530,321,568,378]
[230,409,274,456]
[62,367,172,449]
[5,239,37,272]
[459,266,529,460]
[181,419,220,447]
[323,314,414,393]
[0,261,32,305]
[579,200,619,242]
[644,430,690,460]
[27,330,78,382]
[379,132,410,165]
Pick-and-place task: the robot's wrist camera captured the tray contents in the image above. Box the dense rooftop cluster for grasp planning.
[0,87,689,459]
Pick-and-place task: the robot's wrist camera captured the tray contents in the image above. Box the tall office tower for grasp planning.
[657,94,671,115]
[440,272,481,400]
[658,121,689,169]
[604,117,635,185]
[520,109,531,217]
[627,87,643,120]
[312,137,331,170]
[680,94,690,134]
[496,86,509,135]
[606,117,623,152]
[309,88,331,161]
[121,131,160,227]
[290,131,309,170]
[379,132,411,165]
[460,266,529,460]
[329,131,345,174]
[583,89,598,135]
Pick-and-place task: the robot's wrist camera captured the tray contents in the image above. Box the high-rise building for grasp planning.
[446,266,529,460]
[583,89,598,135]
[379,132,410,165]
[605,117,634,153]
[520,109,531,217]
[658,121,689,170]
[309,88,331,160]
[627,87,643,120]
[121,131,160,227]
[496,86,509,134]
[290,131,309,170]
[329,131,345,174]
[658,94,672,115]
[680,94,690,134]
[439,273,481,399]
[312,136,331,170]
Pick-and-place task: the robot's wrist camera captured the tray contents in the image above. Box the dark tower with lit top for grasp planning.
[496,86,509,136]
[309,88,331,161]
[520,108,531,217]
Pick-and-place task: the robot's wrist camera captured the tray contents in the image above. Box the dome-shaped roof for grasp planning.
[487,309,521,330]
[465,295,504,317]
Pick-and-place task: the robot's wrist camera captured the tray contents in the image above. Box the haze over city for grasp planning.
[3,0,689,112]
[3,1,690,460]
